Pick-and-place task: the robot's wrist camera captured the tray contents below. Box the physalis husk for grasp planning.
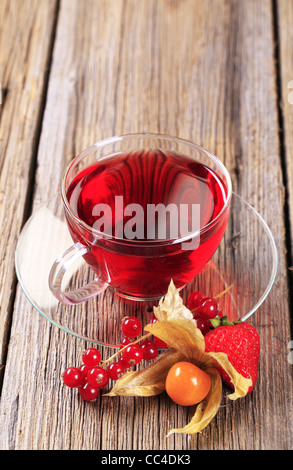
[106,280,252,436]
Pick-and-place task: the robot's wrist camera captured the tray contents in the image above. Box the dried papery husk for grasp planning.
[166,367,222,436]
[106,348,184,397]
[145,320,206,366]
[206,351,252,400]
[106,280,253,435]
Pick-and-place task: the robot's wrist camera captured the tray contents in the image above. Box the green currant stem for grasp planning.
[100,332,152,367]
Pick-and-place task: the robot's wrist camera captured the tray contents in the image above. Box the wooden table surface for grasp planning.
[0,0,292,451]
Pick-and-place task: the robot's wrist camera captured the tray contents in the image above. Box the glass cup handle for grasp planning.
[48,242,108,305]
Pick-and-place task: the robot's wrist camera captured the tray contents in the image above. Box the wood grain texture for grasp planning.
[0,0,58,382]
[0,0,292,450]
[276,0,293,277]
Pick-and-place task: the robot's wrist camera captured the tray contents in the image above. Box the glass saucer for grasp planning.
[15,192,278,348]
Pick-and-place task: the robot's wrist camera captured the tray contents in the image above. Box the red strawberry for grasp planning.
[204,319,260,394]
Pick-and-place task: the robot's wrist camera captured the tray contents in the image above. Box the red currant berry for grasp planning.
[82,347,101,367]
[140,340,158,361]
[107,362,125,380]
[87,366,109,388]
[118,356,132,370]
[79,382,100,401]
[199,297,218,319]
[149,314,157,324]
[62,367,84,388]
[120,337,132,349]
[187,292,205,311]
[122,344,143,365]
[121,316,142,338]
[79,363,90,378]
[195,315,212,335]
[149,315,168,349]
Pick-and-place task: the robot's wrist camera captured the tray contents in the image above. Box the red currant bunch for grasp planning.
[187,291,206,311]
[119,314,159,365]
[62,346,110,402]
[187,291,223,336]
[62,313,163,401]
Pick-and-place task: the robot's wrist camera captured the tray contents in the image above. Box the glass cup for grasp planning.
[49,134,232,304]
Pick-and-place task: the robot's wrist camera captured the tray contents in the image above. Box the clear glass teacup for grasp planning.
[49,134,232,304]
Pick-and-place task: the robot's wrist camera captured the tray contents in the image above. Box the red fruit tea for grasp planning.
[65,149,229,298]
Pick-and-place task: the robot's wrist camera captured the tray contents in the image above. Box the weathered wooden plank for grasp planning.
[0,0,59,381]
[0,0,292,450]
[276,0,293,273]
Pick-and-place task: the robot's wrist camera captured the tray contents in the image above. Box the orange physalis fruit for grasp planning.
[165,361,211,406]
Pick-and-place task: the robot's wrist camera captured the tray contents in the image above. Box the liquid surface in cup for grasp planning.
[66,149,229,298]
